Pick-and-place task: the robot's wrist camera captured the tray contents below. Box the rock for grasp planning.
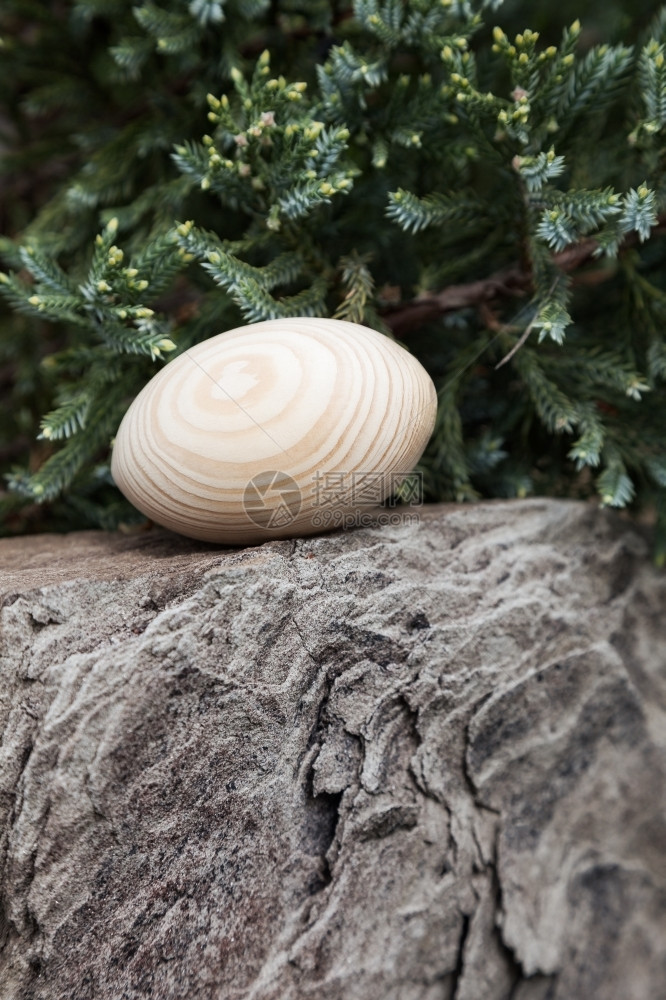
[0,499,665,1000]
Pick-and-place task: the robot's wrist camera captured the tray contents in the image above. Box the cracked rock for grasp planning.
[0,499,665,999]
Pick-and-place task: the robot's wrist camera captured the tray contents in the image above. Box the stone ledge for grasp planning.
[0,499,664,1000]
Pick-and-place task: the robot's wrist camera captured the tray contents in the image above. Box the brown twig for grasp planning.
[495,278,558,369]
[383,266,530,338]
[381,222,666,339]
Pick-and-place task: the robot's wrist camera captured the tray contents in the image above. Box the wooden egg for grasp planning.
[111,317,437,544]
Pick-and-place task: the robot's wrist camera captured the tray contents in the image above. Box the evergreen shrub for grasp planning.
[1,0,665,559]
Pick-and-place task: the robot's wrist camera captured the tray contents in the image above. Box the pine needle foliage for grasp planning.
[1,0,665,560]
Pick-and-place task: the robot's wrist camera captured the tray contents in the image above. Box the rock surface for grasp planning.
[0,499,665,1000]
